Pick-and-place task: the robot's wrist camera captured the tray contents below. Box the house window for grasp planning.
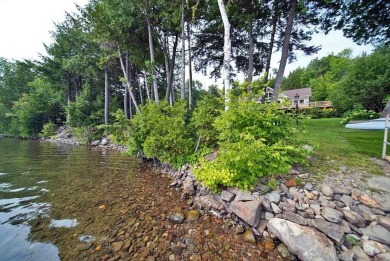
[299,99,304,104]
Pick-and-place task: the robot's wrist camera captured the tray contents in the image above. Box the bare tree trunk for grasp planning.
[247,18,254,84]
[138,77,144,105]
[118,48,141,114]
[264,3,278,84]
[187,23,193,109]
[104,66,109,125]
[164,33,179,103]
[124,52,129,118]
[181,0,186,100]
[66,77,71,123]
[272,0,297,102]
[217,0,232,111]
[144,70,151,101]
[146,15,159,104]
[261,5,279,103]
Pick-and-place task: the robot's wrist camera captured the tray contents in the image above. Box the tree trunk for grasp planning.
[164,33,179,103]
[104,66,109,126]
[187,23,193,109]
[272,0,297,102]
[181,0,186,100]
[247,17,254,84]
[118,48,141,114]
[144,70,151,101]
[146,15,159,104]
[217,0,232,110]
[66,77,71,123]
[264,3,279,84]
[124,52,129,118]
[138,76,144,105]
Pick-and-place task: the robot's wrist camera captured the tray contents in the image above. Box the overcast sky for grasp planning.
[0,0,373,87]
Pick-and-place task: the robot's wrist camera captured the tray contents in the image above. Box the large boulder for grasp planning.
[229,200,262,227]
[267,218,338,261]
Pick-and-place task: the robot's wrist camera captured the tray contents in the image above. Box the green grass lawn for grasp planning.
[297,118,384,175]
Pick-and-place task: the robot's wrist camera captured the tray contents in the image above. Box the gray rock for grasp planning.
[267,218,338,261]
[255,220,268,235]
[338,249,354,261]
[371,208,385,216]
[321,207,344,223]
[277,243,296,260]
[298,173,310,179]
[310,204,321,216]
[368,176,390,193]
[281,211,308,226]
[304,182,313,191]
[340,195,354,208]
[333,187,351,195]
[280,183,289,194]
[340,220,352,234]
[271,202,281,214]
[266,192,281,204]
[265,212,274,221]
[101,138,109,146]
[310,219,345,244]
[229,200,262,227]
[360,225,390,244]
[220,190,235,202]
[258,184,271,194]
[355,204,375,221]
[321,184,334,197]
[91,140,100,146]
[342,210,367,228]
[362,240,387,256]
[351,245,370,261]
[234,190,256,201]
[375,252,390,261]
[377,215,390,231]
[168,212,185,224]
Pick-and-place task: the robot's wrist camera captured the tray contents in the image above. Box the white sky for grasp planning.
[0,0,373,87]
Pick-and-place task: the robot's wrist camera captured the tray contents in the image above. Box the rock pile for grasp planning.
[161,163,390,261]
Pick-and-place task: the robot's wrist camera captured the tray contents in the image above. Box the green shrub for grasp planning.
[194,96,309,190]
[190,94,224,149]
[129,101,195,166]
[341,109,380,125]
[104,109,131,144]
[40,121,57,138]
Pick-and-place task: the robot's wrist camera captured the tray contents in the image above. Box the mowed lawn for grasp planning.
[297,118,385,174]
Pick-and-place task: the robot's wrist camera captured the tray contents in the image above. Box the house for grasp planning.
[262,87,312,107]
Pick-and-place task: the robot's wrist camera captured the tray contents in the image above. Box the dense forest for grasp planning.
[0,0,389,188]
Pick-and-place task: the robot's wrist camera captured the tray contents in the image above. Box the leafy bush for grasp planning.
[194,96,309,190]
[40,121,57,138]
[341,109,380,125]
[190,94,223,149]
[105,109,131,144]
[129,101,195,166]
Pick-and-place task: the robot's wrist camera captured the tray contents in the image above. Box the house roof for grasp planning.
[281,87,311,98]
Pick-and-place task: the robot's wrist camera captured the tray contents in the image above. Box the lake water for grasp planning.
[0,138,139,260]
[0,138,276,260]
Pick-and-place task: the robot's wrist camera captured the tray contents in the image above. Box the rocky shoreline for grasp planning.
[47,134,390,260]
[153,161,390,261]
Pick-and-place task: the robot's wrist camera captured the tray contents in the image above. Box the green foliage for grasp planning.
[129,101,195,166]
[194,96,309,190]
[341,109,380,125]
[67,84,104,128]
[267,178,277,190]
[191,93,223,148]
[40,121,57,138]
[8,78,63,137]
[105,109,131,144]
[300,107,338,119]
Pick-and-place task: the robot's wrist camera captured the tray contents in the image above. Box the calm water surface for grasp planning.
[0,138,278,261]
[0,138,138,260]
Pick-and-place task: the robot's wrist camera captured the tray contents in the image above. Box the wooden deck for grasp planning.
[279,101,333,109]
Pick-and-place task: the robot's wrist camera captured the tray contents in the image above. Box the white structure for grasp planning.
[263,87,312,106]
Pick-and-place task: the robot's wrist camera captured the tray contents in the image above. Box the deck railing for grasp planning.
[278,101,332,109]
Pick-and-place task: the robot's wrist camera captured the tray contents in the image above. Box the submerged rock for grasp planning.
[267,218,338,261]
[168,212,185,224]
[242,229,256,243]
